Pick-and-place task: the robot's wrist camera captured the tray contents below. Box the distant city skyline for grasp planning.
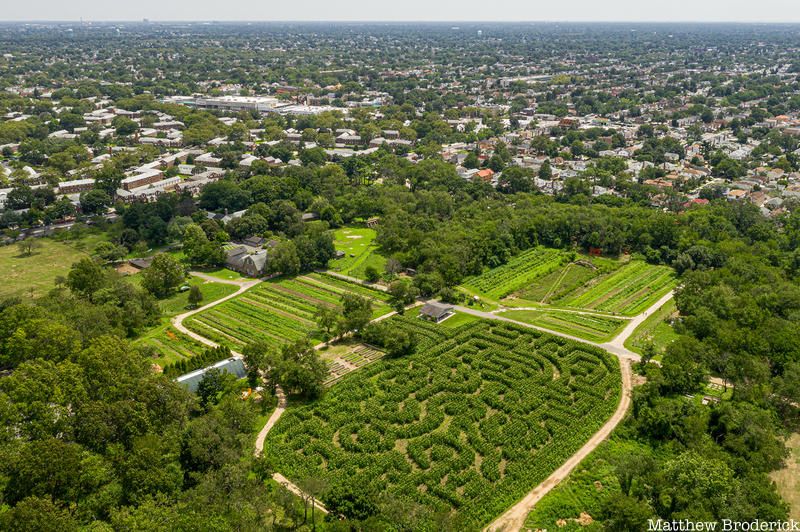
[3,0,800,23]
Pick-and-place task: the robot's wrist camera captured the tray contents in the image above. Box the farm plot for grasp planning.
[500,310,627,343]
[556,261,676,316]
[510,257,622,305]
[265,317,621,529]
[185,273,392,350]
[462,247,567,300]
[135,326,207,367]
[329,227,387,280]
[324,344,386,385]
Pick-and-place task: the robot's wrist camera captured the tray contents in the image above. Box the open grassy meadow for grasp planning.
[624,299,680,357]
[0,236,105,299]
[329,226,387,279]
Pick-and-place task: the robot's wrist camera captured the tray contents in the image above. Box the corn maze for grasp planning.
[184,273,392,349]
[265,317,621,528]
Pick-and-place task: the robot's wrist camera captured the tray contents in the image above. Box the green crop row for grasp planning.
[264,319,621,529]
[463,247,566,299]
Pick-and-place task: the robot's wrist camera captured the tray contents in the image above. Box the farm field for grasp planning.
[185,273,392,350]
[500,309,628,343]
[508,257,622,306]
[329,226,387,280]
[135,325,208,367]
[555,261,676,316]
[264,316,621,528]
[461,247,567,300]
[624,299,680,357]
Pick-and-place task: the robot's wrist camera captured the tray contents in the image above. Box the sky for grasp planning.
[3,0,800,23]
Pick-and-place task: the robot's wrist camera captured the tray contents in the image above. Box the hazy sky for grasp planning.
[3,0,800,23]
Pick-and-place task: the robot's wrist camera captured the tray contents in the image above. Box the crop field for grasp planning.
[500,310,627,343]
[135,326,208,367]
[555,261,675,316]
[511,258,622,305]
[265,317,621,528]
[329,226,387,279]
[185,273,392,349]
[462,247,566,300]
[324,344,386,384]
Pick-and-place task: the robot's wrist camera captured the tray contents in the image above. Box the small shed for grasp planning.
[419,301,455,323]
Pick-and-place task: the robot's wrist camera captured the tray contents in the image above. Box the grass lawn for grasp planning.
[197,267,246,282]
[329,226,387,280]
[133,277,239,367]
[0,236,103,299]
[439,310,481,328]
[624,299,679,356]
[500,309,627,343]
[158,276,239,317]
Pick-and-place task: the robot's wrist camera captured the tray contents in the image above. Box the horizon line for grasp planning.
[2,19,800,25]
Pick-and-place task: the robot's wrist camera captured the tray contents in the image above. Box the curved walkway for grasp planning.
[171,273,260,349]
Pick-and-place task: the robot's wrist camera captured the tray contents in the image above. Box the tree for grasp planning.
[113,116,138,136]
[93,241,127,262]
[267,240,301,276]
[17,239,42,257]
[66,257,107,299]
[364,265,380,283]
[315,305,341,337]
[196,368,228,409]
[340,293,372,335]
[384,329,417,358]
[140,254,185,298]
[600,493,653,531]
[187,285,203,308]
[538,159,553,181]
[182,224,225,267]
[79,189,112,215]
[2,496,79,532]
[387,279,418,313]
[278,340,327,399]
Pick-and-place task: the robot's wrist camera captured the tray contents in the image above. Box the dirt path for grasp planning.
[321,269,389,291]
[477,292,674,532]
[171,273,260,349]
[486,359,632,532]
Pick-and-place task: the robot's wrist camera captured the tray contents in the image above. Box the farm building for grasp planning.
[225,246,268,277]
[175,357,247,393]
[419,301,454,323]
